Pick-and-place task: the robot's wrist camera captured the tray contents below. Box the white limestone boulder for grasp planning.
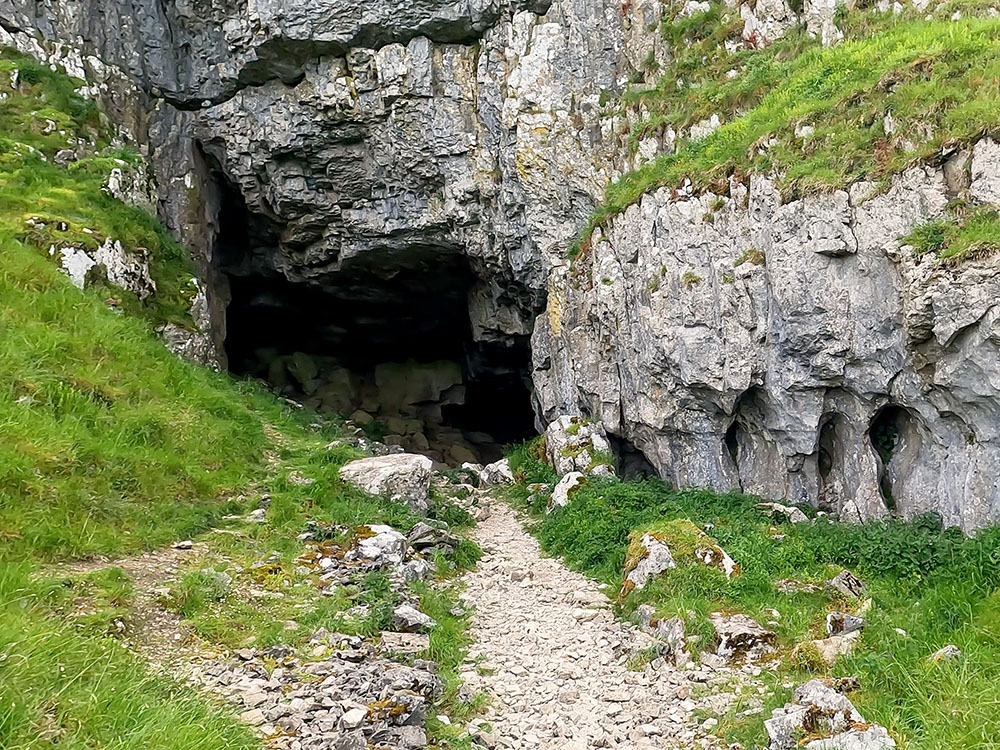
[546,471,586,513]
[339,453,433,513]
[481,457,515,485]
[343,524,409,566]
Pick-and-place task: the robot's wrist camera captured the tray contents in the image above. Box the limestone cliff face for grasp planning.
[6,0,1000,529]
[533,144,1000,533]
[0,0,639,359]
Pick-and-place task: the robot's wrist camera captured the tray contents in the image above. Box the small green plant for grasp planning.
[682,270,703,286]
[904,206,1000,263]
[734,247,766,267]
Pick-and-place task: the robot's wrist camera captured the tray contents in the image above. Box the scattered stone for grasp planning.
[400,558,434,582]
[341,707,368,729]
[636,604,688,665]
[710,613,777,662]
[826,612,866,636]
[481,458,515,485]
[380,631,431,654]
[547,471,586,512]
[694,541,739,580]
[758,502,809,524]
[776,578,822,594]
[339,454,433,513]
[171,540,194,550]
[407,521,459,557]
[793,632,861,668]
[927,644,963,662]
[343,524,409,566]
[826,570,866,600]
[391,604,437,633]
[622,534,676,593]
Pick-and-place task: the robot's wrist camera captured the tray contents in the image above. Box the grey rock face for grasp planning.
[2,0,636,389]
[534,157,1000,533]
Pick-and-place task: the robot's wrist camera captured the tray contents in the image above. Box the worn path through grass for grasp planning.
[459,500,756,750]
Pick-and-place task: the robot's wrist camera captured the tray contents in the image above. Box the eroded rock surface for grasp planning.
[533,156,1000,532]
[339,454,433,513]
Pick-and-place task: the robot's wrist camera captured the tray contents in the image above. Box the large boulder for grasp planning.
[339,454,433,513]
[544,416,615,477]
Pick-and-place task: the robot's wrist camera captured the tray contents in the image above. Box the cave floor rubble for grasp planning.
[461,501,746,750]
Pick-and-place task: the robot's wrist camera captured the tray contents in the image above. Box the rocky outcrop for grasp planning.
[533,149,1000,532]
[0,0,638,374]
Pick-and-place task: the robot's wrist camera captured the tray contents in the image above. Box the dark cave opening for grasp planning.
[868,405,913,511]
[207,159,537,466]
[608,434,658,480]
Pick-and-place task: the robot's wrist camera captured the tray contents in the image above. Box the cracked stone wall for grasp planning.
[0,0,647,365]
[533,142,1000,533]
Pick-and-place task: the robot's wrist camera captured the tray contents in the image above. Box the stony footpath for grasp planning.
[459,500,740,750]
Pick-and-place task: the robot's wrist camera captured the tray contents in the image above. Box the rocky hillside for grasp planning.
[5,0,1000,530]
[4,3,1000,750]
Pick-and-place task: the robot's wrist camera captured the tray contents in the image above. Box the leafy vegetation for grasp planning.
[905,202,1000,262]
[507,438,1000,749]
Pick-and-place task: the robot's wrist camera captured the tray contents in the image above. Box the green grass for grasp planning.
[1,47,197,327]
[905,202,1000,262]
[0,564,258,750]
[507,438,1000,749]
[577,15,1000,254]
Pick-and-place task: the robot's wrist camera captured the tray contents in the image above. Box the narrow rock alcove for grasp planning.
[608,434,658,480]
[817,412,847,511]
[207,164,537,465]
[868,404,919,512]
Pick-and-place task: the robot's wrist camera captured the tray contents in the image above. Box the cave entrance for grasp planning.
[867,404,915,511]
[817,412,846,511]
[608,434,658,480]
[208,162,536,466]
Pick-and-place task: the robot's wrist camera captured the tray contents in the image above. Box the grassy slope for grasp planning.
[508,441,1000,749]
[577,6,1000,252]
[0,47,478,750]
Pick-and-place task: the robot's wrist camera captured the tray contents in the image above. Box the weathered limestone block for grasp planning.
[339,454,433,513]
[711,613,777,662]
[544,415,614,476]
[547,471,586,512]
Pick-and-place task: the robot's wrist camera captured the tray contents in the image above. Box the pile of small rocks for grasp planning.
[187,631,443,750]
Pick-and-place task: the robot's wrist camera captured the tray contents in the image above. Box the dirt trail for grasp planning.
[47,541,214,667]
[460,501,731,750]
